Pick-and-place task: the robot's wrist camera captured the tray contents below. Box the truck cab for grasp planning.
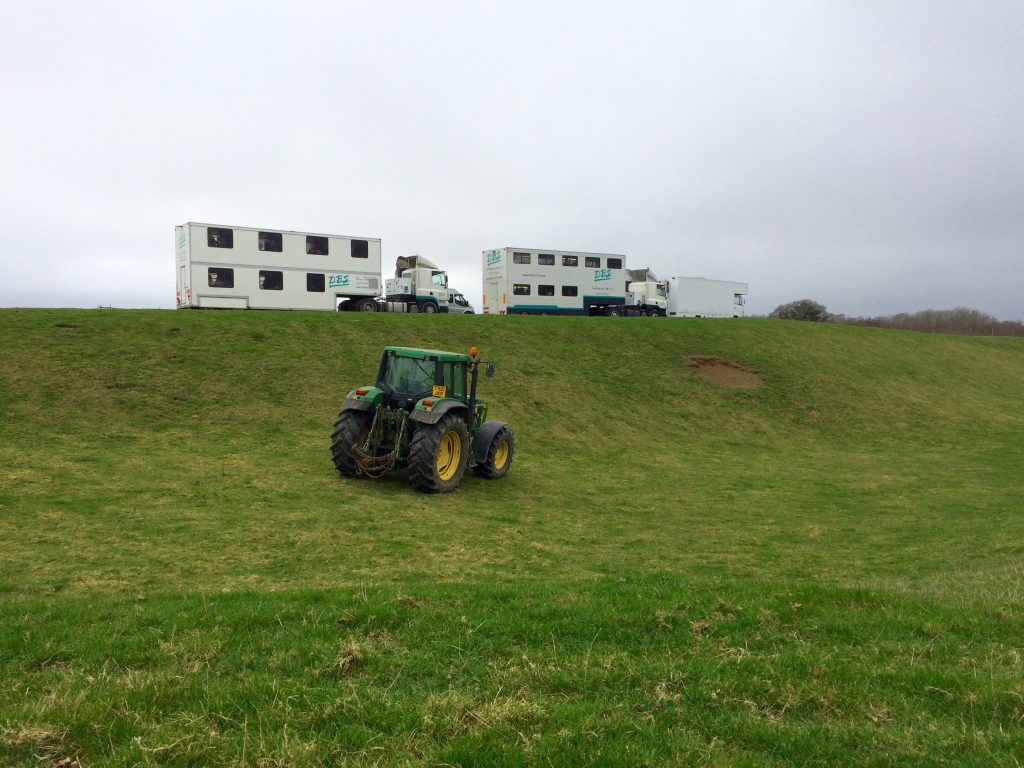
[625,268,669,316]
[385,255,450,312]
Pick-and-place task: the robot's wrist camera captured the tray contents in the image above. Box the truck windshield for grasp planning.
[431,271,448,287]
[657,284,667,298]
[381,353,436,396]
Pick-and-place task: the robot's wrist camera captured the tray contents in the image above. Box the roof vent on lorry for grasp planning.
[394,254,441,277]
[626,267,659,283]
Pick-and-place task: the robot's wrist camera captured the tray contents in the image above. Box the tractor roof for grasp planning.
[384,346,472,363]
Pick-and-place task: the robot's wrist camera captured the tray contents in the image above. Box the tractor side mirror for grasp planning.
[486,363,495,378]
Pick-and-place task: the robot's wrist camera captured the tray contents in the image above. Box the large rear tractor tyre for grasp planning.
[473,426,515,480]
[408,413,469,493]
[331,410,372,478]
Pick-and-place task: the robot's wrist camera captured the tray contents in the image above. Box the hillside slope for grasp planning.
[1,309,1022,765]
[3,308,1021,592]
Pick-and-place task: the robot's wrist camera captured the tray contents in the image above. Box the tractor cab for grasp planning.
[375,347,471,410]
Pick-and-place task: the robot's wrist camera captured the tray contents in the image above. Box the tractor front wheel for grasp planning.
[331,410,372,477]
[408,413,469,492]
[473,425,515,480]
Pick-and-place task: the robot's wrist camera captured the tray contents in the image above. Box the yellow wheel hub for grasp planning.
[493,439,509,470]
[436,431,461,481]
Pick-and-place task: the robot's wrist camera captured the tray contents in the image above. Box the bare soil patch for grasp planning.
[689,356,763,389]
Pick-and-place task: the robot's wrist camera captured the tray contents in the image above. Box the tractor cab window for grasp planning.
[442,362,466,399]
[380,353,437,398]
[657,284,667,298]
[431,271,447,287]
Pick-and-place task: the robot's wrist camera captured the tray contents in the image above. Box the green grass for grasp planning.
[1,308,1022,765]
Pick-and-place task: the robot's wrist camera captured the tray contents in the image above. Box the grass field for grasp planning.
[1,308,1022,766]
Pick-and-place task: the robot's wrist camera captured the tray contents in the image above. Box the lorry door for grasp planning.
[180,265,189,306]
[483,279,503,314]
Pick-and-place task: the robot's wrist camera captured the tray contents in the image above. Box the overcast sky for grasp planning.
[1,1,1021,318]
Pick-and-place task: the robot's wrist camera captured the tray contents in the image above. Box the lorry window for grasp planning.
[607,257,623,269]
[307,273,325,292]
[513,252,531,264]
[259,270,284,290]
[538,254,555,265]
[657,284,667,298]
[562,286,578,297]
[307,236,328,255]
[585,256,600,268]
[259,232,283,252]
[562,255,578,267]
[513,284,531,296]
[207,227,233,248]
[431,271,447,287]
[538,285,554,296]
[208,268,234,288]
[351,239,369,259]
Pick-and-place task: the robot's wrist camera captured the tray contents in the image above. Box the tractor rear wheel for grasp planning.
[473,425,515,479]
[331,410,372,477]
[408,412,469,492]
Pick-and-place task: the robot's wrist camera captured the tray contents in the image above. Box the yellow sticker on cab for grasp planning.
[432,385,447,398]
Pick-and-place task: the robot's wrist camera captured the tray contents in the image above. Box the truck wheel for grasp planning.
[357,298,377,312]
[473,426,515,480]
[418,301,438,314]
[606,307,621,317]
[408,413,469,492]
[651,308,663,317]
[331,410,372,478]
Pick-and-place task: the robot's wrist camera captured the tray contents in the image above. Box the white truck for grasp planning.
[481,247,627,315]
[666,277,748,317]
[378,254,452,313]
[625,268,669,316]
[175,223,467,313]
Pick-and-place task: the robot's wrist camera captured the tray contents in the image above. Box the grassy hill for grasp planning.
[1,308,1022,766]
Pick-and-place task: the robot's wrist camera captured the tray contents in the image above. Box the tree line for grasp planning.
[768,300,1024,337]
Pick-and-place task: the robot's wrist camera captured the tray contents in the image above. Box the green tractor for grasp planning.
[331,346,515,493]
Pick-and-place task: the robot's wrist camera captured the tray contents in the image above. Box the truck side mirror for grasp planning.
[486,363,495,378]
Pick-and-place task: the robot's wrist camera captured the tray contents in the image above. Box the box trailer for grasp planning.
[481,247,627,315]
[176,223,382,311]
[666,277,748,317]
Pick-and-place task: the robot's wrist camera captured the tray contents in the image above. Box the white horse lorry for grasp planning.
[666,277,748,317]
[481,247,627,315]
[175,223,468,313]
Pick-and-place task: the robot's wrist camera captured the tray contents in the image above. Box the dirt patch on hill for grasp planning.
[689,356,763,389]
